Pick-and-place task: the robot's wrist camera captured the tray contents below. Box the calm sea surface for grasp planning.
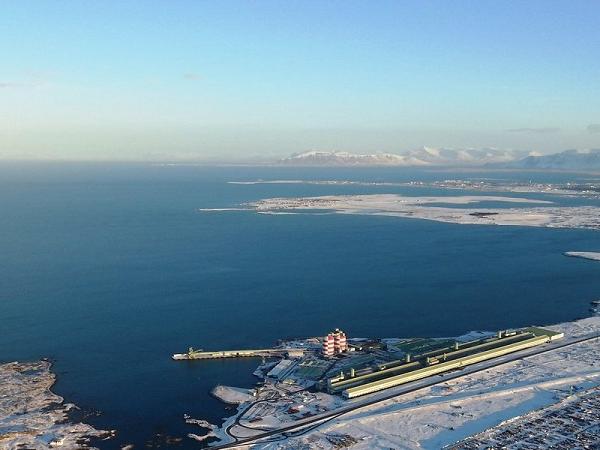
[1,163,599,448]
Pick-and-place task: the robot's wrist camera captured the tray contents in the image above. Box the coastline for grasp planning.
[242,193,600,230]
[203,310,600,449]
[0,359,113,449]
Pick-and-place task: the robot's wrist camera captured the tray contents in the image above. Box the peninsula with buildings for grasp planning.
[174,310,600,449]
[242,194,600,231]
[207,177,600,231]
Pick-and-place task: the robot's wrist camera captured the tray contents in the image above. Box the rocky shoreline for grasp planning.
[0,359,113,449]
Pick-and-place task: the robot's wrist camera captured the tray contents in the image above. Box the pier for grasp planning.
[172,347,304,360]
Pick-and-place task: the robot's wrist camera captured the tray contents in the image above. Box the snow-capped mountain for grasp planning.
[278,151,422,166]
[279,148,530,166]
[404,147,531,165]
[498,149,600,170]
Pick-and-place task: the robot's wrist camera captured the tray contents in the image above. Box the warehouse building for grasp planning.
[323,327,563,399]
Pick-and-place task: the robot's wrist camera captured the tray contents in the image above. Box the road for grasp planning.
[211,332,600,449]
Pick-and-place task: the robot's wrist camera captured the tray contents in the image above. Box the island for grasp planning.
[224,193,600,230]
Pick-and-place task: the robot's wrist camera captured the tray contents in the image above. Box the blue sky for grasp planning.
[1,0,599,161]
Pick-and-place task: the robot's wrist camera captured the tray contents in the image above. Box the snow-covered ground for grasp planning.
[245,194,600,230]
[565,251,600,262]
[227,178,600,198]
[450,384,600,449]
[0,360,111,449]
[211,385,255,404]
[251,317,600,449]
[426,179,600,197]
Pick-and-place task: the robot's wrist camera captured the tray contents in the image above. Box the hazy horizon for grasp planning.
[2,1,600,161]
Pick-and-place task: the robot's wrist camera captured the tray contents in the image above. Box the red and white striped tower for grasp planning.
[337,329,348,353]
[333,328,348,353]
[322,334,335,356]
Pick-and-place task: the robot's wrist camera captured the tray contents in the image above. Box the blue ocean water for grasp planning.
[1,162,599,448]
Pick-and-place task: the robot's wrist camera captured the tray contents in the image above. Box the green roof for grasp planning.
[522,327,563,338]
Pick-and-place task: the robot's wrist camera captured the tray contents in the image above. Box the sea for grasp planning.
[1,162,599,449]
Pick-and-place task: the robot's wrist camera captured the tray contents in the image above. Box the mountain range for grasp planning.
[278,148,600,170]
[279,148,533,167]
[496,149,600,170]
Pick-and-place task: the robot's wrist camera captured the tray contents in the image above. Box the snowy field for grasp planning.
[244,194,600,230]
[450,384,600,449]
[211,385,256,405]
[228,179,600,198]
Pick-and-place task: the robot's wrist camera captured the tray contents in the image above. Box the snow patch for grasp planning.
[565,251,600,262]
[211,385,255,405]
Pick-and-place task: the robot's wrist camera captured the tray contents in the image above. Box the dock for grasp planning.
[172,347,304,360]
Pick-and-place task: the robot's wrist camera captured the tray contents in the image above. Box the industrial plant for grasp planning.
[321,328,348,356]
[174,326,564,401]
[323,327,563,398]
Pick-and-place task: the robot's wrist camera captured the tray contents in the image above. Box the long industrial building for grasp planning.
[325,327,563,399]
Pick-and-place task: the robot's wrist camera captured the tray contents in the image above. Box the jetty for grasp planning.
[172,347,304,360]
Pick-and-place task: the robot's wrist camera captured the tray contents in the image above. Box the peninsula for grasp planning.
[176,313,600,449]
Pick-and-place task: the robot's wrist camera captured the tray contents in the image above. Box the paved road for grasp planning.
[212,332,600,449]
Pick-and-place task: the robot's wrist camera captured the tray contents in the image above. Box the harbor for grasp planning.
[177,319,600,449]
[173,326,564,400]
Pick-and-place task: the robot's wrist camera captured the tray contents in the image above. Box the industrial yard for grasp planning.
[324,328,562,399]
[175,327,563,402]
[173,315,600,448]
[250,315,600,450]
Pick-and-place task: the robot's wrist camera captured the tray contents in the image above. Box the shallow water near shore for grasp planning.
[1,163,599,448]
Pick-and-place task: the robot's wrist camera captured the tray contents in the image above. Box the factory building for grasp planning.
[322,329,348,356]
[337,328,563,399]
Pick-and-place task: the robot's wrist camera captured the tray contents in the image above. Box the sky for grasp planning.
[1,0,600,161]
